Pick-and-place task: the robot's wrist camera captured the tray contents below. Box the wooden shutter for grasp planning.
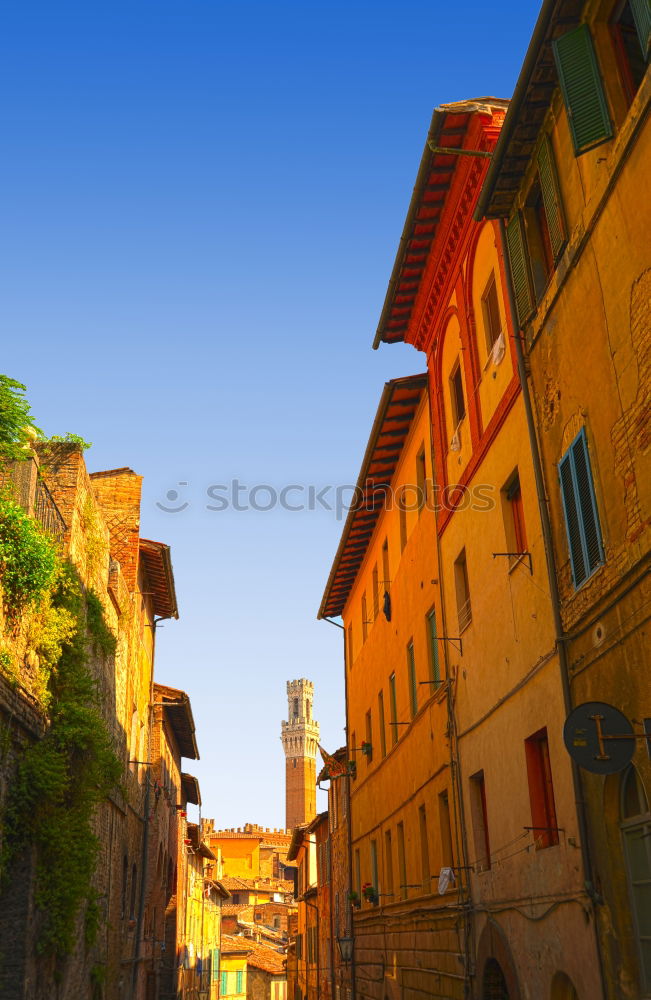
[552,25,613,154]
[571,430,604,575]
[559,429,604,587]
[506,212,534,326]
[630,0,651,56]
[559,450,587,586]
[537,135,566,260]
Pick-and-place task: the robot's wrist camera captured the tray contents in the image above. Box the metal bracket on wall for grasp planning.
[492,551,533,575]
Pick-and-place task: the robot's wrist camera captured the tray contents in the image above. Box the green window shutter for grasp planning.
[212,949,220,983]
[236,970,243,993]
[552,25,613,154]
[630,0,651,56]
[571,430,604,575]
[506,212,534,326]
[221,970,228,995]
[558,429,604,588]
[428,610,441,686]
[536,135,566,260]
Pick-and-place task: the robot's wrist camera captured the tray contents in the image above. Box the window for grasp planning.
[450,361,466,426]
[552,24,613,154]
[419,805,430,892]
[365,710,373,763]
[236,969,244,994]
[469,771,491,872]
[346,623,353,670]
[559,428,604,588]
[612,1,650,106]
[293,697,299,718]
[384,830,394,898]
[389,673,398,745]
[407,641,418,718]
[370,839,378,892]
[439,791,453,868]
[454,549,472,632]
[506,134,566,323]
[221,970,228,995]
[378,690,387,757]
[503,471,527,562]
[354,848,361,897]
[525,728,559,849]
[620,766,651,991]
[416,445,427,514]
[382,538,390,596]
[212,948,220,983]
[427,609,442,688]
[372,563,379,618]
[361,592,368,642]
[397,822,407,899]
[481,272,502,352]
[399,489,408,553]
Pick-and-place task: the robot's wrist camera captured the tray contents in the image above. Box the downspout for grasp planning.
[426,434,474,996]
[497,217,606,996]
[321,617,356,1000]
[303,896,320,1000]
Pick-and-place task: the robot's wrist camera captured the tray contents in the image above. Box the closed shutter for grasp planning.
[552,25,613,154]
[536,135,566,260]
[236,969,243,993]
[558,429,604,587]
[630,0,651,56]
[506,212,533,326]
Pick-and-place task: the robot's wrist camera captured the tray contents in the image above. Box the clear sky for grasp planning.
[0,0,539,828]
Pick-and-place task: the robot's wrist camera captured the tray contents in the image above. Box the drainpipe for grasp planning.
[497,217,606,996]
[303,896,320,1000]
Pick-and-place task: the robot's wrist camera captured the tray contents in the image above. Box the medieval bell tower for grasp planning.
[281,679,320,830]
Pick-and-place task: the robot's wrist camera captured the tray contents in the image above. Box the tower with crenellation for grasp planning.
[280,679,319,830]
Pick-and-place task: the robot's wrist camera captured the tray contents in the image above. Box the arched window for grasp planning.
[620,765,651,992]
[550,970,579,999]
[483,957,509,999]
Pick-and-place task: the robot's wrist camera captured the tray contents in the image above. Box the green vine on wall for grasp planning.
[0,562,122,958]
[0,491,58,623]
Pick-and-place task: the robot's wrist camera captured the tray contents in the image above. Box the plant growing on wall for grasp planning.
[0,375,42,462]
[0,490,58,622]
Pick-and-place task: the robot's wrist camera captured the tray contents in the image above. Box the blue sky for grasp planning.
[0,0,539,827]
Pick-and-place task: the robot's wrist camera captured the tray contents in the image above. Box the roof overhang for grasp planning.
[374,98,509,349]
[209,879,232,900]
[181,771,202,805]
[475,0,582,220]
[318,374,428,620]
[139,538,179,619]
[187,822,217,859]
[286,825,308,862]
[154,683,200,760]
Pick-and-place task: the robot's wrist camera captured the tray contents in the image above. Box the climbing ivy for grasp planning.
[0,491,58,622]
[1,563,122,958]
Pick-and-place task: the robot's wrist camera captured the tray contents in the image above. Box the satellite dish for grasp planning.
[563,702,635,774]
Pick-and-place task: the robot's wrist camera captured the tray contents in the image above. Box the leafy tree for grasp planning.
[0,375,42,461]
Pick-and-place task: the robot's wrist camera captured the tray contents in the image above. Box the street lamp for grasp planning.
[336,937,354,964]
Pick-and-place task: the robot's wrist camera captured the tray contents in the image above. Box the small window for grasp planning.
[559,428,604,588]
[236,970,244,994]
[384,830,394,897]
[389,673,398,746]
[419,805,430,891]
[293,697,299,718]
[346,623,354,671]
[378,690,387,758]
[503,471,527,562]
[481,273,502,351]
[454,549,472,632]
[469,771,491,871]
[450,362,466,426]
[524,178,554,300]
[397,822,407,899]
[399,489,408,553]
[427,609,441,688]
[416,445,427,514]
[611,0,649,106]
[407,640,418,718]
[365,709,373,764]
[221,970,228,995]
[370,839,378,893]
[382,538,390,593]
[372,563,379,618]
[525,728,559,849]
[361,592,368,642]
[438,791,453,868]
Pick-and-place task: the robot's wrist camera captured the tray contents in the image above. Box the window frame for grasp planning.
[558,427,605,589]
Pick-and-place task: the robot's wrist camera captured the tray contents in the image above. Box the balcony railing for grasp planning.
[0,458,66,543]
[457,597,472,633]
